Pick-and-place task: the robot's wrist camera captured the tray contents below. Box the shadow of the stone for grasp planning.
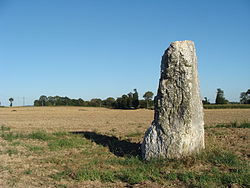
[71,131,141,157]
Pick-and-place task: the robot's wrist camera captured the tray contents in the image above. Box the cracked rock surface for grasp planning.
[141,40,204,160]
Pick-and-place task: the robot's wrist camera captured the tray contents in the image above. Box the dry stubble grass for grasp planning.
[0,107,249,187]
[1,106,250,134]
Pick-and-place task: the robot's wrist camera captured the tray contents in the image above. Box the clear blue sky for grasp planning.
[0,0,250,106]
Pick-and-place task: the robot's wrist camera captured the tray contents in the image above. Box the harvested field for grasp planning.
[0,107,249,187]
[1,107,250,134]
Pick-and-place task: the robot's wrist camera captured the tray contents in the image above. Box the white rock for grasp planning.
[141,40,204,160]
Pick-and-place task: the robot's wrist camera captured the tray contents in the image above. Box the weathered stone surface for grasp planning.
[141,40,204,160]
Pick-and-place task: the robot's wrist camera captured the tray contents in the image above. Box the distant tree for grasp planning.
[34,96,88,107]
[115,97,122,108]
[90,98,102,107]
[139,100,147,108]
[71,99,79,106]
[55,96,70,106]
[9,98,14,107]
[64,97,72,106]
[115,96,130,109]
[39,95,48,106]
[202,97,210,105]
[132,89,139,109]
[240,89,250,104]
[48,96,56,106]
[122,95,129,109]
[34,100,41,106]
[114,90,139,109]
[102,97,116,108]
[215,88,228,104]
[78,98,85,106]
[53,96,60,106]
[143,91,154,108]
[127,92,133,108]
[84,101,90,106]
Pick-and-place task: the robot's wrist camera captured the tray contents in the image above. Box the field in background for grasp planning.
[1,106,250,135]
[0,107,249,187]
[203,104,250,109]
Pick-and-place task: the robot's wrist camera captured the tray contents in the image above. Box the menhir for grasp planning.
[141,40,204,160]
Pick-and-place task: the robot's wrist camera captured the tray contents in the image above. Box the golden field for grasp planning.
[0,107,249,187]
[1,106,250,135]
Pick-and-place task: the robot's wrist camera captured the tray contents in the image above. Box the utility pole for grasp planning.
[23,97,25,106]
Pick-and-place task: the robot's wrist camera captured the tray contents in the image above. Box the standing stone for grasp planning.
[141,40,204,160]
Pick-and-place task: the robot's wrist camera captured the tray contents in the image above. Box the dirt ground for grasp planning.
[1,106,250,135]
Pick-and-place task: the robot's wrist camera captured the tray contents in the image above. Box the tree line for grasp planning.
[33,89,155,109]
[2,88,249,107]
[202,88,250,104]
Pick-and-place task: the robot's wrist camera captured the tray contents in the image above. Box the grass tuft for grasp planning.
[165,173,177,181]
[52,132,69,137]
[27,131,54,141]
[116,168,148,184]
[220,172,250,186]
[1,132,24,142]
[26,145,45,153]
[125,132,142,138]
[23,169,32,175]
[50,169,72,181]
[6,148,18,156]
[238,122,250,128]
[55,184,67,188]
[177,171,196,184]
[75,168,101,181]
[207,121,250,129]
[48,136,86,150]
[1,125,11,132]
[200,149,241,167]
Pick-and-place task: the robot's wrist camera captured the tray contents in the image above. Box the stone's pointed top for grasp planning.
[170,40,195,48]
[171,40,194,44]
